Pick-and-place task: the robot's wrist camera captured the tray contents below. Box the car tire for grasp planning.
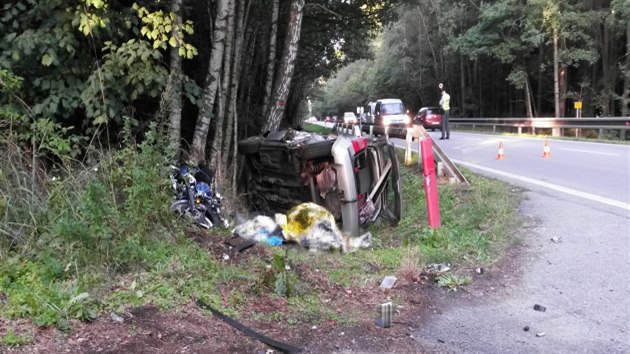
[238,136,262,155]
[299,139,335,161]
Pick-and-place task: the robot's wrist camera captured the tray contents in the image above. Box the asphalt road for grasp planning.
[389,131,630,353]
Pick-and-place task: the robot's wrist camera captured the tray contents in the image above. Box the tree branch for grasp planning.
[304,3,342,18]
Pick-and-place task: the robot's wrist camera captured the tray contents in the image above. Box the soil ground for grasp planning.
[1,226,525,354]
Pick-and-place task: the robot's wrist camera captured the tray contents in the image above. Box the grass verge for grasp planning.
[0,128,522,347]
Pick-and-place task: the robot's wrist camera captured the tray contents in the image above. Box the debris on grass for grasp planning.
[380,276,397,289]
[428,263,452,274]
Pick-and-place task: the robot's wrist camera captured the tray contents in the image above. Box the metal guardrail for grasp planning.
[449,117,630,138]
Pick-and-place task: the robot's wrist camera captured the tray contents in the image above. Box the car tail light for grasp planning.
[352,137,368,154]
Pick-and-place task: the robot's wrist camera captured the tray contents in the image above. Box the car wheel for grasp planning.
[299,139,335,160]
[238,136,262,155]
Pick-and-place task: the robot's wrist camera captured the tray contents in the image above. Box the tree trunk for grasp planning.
[168,0,183,154]
[622,21,630,117]
[537,42,543,115]
[418,6,439,84]
[459,55,465,117]
[524,76,533,119]
[262,0,279,117]
[553,27,560,118]
[222,0,247,170]
[559,62,567,117]
[262,0,305,133]
[190,0,229,163]
[210,0,236,168]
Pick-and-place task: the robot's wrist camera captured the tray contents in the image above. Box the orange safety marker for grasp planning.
[496,141,505,160]
[542,139,551,158]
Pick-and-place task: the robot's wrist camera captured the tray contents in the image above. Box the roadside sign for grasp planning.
[277,101,285,109]
[574,101,582,109]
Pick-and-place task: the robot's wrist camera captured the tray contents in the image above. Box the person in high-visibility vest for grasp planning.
[439,90,451,140]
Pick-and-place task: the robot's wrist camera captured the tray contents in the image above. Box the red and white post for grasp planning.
[419,137,442,228]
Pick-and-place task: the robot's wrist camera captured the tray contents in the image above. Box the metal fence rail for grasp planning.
[449,117,630,138]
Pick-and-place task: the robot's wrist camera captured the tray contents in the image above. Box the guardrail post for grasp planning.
[493,125,496,133]
[405,129,413,165]
[552,128,561,137]
[518,126,522,134]
[598,128,603,139]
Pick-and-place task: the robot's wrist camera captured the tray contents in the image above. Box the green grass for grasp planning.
[1,329,32,347]
[302,122,332,134]
[436,273,472,291]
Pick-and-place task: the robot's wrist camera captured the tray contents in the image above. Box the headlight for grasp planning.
[383,116,390,126]
[404,115,411,124]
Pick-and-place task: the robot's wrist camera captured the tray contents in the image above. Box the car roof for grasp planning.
[419,106,441,110]
[344,112,355,115]
[377,98,403,104]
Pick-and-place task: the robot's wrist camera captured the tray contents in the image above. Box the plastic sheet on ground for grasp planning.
[232,215,285,246]
[283,202,371,253]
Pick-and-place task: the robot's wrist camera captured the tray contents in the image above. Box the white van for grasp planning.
[374,98,410,127]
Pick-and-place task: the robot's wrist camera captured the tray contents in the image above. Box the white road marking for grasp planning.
[559,147,619,156]
[451,159,630,211]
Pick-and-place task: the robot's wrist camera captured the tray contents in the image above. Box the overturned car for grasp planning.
[238,129,402,237]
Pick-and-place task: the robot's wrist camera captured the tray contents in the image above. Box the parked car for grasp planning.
[343,112,357,124]
[238,129,402,237]
[414,107,442,131]
[373,98,411,127]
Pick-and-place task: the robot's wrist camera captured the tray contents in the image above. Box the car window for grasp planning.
[381,103,404,115]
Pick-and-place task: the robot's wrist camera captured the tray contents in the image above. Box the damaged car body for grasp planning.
[238,129,402,237]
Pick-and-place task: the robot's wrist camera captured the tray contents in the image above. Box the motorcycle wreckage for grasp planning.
[169,163,227,229]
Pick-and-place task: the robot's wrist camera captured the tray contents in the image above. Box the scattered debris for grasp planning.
[437,339,445,343]
[284,202,344,251]
[475,267,485,274]
[232,215,284,245]
[550,237,561,243]
[344,231,372,252]
[375,302,393,328]
[380,276,397,289]
[222,253,230,261]
[232,202,372,253]
[428,263,452,273]
[110,312,124,324]
[524,326,530,332]
[533,304,547,312]
[536,332,546,337]
[196,299,302,354]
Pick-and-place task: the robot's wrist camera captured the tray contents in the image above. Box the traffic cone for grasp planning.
[496,141,505,160]
[542,139,551,158]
